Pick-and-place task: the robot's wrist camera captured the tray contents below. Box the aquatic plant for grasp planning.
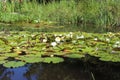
[0,31,120,68]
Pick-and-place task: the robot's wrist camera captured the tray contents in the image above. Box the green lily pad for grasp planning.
[65,54,85,59]
[43,57,64,63]
[0,56,7,60]
[3,61,25,68]
[18,56,43,63]
[2,53,18,57]
[0,60,7,64]
[0,31,120,63]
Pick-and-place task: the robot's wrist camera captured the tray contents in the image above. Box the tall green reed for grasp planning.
[0,0,120,30]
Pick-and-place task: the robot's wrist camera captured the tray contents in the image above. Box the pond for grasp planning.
[0,23,120,80]
[0,61,120,80]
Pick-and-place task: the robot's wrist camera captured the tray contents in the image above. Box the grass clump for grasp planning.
[0,0,120,30]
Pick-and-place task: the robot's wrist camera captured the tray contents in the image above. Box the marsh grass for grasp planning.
[0,0,120,30]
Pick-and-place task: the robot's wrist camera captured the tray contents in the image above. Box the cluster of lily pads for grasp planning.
[0,31,120,68]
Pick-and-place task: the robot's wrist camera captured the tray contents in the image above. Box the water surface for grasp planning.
[0,62,120,80]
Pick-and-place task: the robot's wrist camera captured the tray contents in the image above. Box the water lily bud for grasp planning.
[59,34,62,37]
[16,47,20,49]
[69,32,73,35]
[54,34,57,37]
[51,42,57,47]
[106,38,110,42]
[94,38,98,41]
[23,34,26,37]
[55,37,61,43]
[115,41,120,45]
[43,39,47,43]
[76,35,84,39]
[31,34,35,37]
[72,40,76,44]
[50,55,54,57]
[70,34,73,38]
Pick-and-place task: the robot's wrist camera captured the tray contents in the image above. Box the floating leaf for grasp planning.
[0,31,120,63]
[1,53,18,57]
[0,60,6,64]
[18,56,43,63]
[65,54,85,59]
[3,61,25,68]
[0,57,7,60]
[43,57,64,63]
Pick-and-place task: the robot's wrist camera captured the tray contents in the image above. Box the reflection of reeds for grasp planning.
[0,0,120,30]
[91,72,95,80]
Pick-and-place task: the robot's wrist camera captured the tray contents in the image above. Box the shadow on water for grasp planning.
[0,61,120,80]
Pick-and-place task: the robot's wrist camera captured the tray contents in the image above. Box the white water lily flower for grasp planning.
[70,32,73,38]
[69,32,73,35]
[17,47,20,49]
[72,40,77,44]
[55,37,61,43]
[94,38,98,41]
[59,34,62,37]
[106,38,110,42]
[50,55,54,57]
[66,34,71,38]
[51,42,57,47]
[76,35,84,39]
[54,34,57,37]
[66,32,73,38]
[23,34,27,37]
[31,34,35,37]
[115,41,120,44]
[43,39,47,43]
[61,36,65,41]
[70,34,73,38]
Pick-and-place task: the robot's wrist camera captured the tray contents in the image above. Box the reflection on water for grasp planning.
[0,23,108,33]
[0,64,39,80]
[0,64,31,80]
[0,62,120,80]
[0,63,91,80]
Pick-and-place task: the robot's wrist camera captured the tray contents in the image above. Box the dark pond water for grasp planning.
[0,61,120,80]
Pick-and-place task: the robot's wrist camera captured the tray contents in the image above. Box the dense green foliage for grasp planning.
[0,0,120,30]
[0,31,120,68]
[0,0,120,68]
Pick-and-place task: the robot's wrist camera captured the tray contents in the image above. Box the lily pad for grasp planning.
[17,56,43,63]
[0,60,7,64]
[43,57,64,63]
[3,61,25,68]
[65,54,85,59]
